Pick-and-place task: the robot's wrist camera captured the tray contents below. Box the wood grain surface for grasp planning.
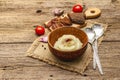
[0,0,120,80]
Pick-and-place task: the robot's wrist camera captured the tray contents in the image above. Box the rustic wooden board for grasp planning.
[0,0,120,79]
[0,0,120,29]
[0,42,119,79]
[0,28,120,43]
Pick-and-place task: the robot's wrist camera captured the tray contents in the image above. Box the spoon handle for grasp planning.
[93,40,104,75]
[92,44,97,69]
[93,40,97,69]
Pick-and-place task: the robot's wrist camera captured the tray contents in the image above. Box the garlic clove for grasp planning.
[53,8,64,16]
[39,36,48,43]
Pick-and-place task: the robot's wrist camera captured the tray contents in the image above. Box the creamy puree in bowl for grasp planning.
[54,35,83,51]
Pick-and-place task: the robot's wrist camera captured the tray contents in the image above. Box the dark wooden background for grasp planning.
[0,0,120,80]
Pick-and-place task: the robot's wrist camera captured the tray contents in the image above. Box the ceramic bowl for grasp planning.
[48,27,88,61]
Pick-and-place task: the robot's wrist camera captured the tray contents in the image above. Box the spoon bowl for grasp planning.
[84,28,96,44]
[92,24,104,39]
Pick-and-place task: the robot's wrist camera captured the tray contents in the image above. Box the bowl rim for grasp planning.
[48,27,88,53]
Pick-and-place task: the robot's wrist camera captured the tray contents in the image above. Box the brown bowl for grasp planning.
[48,27,88,61]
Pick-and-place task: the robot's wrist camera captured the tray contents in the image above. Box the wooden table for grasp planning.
[0,0,120,80]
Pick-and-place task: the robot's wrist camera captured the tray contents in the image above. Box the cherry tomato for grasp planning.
[72,4,83,13]
[35,26,45,35]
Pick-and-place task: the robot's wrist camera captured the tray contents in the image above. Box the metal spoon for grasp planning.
[84,28,97,71]
[92,24,104,74]
[92,24,104,69]
[84,27,103,75]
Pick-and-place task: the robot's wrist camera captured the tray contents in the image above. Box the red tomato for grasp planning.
[35,26,45,35]
[72,4,83,13]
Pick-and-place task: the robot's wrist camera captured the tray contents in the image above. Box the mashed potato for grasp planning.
[54,35,83,51]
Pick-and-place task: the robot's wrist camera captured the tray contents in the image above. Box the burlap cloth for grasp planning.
[26,20,108,74]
